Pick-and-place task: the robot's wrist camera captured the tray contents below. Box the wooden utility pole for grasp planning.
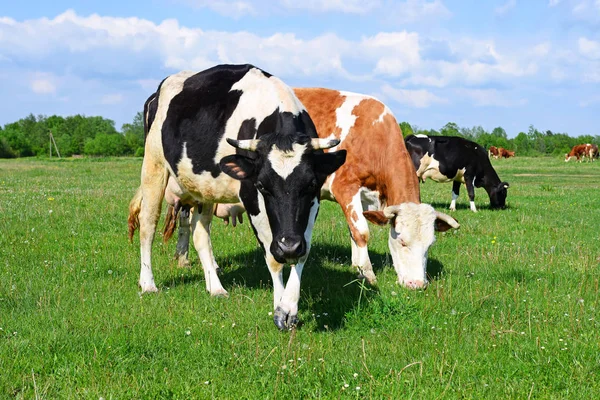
[48,129,61,158]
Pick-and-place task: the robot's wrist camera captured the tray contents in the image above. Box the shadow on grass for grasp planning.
[427,201,514,212]
[160,242,446,331]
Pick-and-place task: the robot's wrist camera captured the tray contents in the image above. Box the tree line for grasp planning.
[1,113,598,158]
[0,113,144,158]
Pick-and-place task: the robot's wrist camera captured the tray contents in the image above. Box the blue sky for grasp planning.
[1,0,599,137]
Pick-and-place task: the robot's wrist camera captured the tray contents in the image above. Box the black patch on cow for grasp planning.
[161,64,260,176]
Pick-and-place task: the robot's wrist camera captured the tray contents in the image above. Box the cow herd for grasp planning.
[565,143,599,162]
[130,63,579,330]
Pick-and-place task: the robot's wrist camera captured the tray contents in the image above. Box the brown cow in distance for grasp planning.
[565,144,588,162]
[498,148,515,158]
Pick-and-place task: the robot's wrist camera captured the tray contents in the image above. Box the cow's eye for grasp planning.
[255,181,269,194]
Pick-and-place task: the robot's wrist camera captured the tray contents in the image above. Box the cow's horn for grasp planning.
[435,211,460,229]
[383,205,402,219]
[311,138,340,150]
[227,138,260,151]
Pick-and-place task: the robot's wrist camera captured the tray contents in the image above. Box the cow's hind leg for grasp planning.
[449,181,461,211]
[175,205,192,267]
[465,176,477,212]
[191,203,227,297]
[138,162,168,293]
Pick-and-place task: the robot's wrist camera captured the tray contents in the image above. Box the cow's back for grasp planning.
[147,65,315,202]
[294,88,419,204]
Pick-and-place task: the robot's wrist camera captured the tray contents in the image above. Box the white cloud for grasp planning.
[179,1,256,18]
[101,93,124,105]
[381,84,447,108]
[457,88,527,107]
[578,37,600,59]
[30,75,56,94]
[548,0,561,6]
[280,0,381,14]
[393,0,452,23]
[495,0,517,15]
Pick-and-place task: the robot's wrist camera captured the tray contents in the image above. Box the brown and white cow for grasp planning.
[565,144,588,162]
[585,143,598,161]
[166,89,460,289]
[488,146,500,159]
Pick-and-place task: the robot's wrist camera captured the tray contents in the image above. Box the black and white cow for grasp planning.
[128,64,346,330]
[405,134,509,212]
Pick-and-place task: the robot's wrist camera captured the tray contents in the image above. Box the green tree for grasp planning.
[399,121,414,137]
[122,112,145,155]
[440,122,460,136]
[84,133,127,156]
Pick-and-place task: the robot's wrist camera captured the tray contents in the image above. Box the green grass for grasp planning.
[1,156,599,399]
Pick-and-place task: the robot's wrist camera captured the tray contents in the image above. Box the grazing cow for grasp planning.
[405,135,509,212]
[565,144,588,162]
[498,148,515,158]
[128,64,346,330]
[488,146,500,159]
[165,89,460,288]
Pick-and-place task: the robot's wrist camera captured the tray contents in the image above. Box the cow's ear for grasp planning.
[220,155,255,180]
[363,211,390,226]
[314,150,346,176]
[434,211,459,232]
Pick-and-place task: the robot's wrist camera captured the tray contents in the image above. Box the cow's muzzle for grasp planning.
[271,235,306,263]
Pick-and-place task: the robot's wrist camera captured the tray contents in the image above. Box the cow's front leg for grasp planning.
[191,203,227,297]
[449,181,461,211]
[465,176,477,212]
[174,205,192,267]
[335,186,377,284]
[273,261,305,330]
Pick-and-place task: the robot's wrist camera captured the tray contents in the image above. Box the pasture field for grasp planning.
[1,156,599,399]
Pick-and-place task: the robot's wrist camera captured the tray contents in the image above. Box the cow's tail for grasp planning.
[163,202,180,243]
[128,186,143,243]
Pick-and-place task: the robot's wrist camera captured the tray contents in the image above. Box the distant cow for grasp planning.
[405,135,509,212]
[164,89,460,289]
[128,64,346,330]
[565,144,588,162]
[498,148,515,158]
[585,143,598,161]
[488,146,500,159]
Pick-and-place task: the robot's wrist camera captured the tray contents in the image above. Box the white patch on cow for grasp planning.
[375,105,392,124]
[388,203,437,289]
[249,191,273,251]
[417,154,467,184]
[449,189,459,211]
[320,172,336,201]
[327,92,368,152]
[470,201,477,212]
[415,134,430,141]
[212,67,304,167]
[267,142,307,179]
[176,143,241,203]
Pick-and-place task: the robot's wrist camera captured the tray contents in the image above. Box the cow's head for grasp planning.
[363,203,459,289]
[489,182,509,209]
[220,133,346,263]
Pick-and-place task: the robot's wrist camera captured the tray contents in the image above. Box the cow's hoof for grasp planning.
[273,307,298,331]
[357,268,377,285]
[177,257,191,268]
[140,282,159,293]
[210,288,229,298]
